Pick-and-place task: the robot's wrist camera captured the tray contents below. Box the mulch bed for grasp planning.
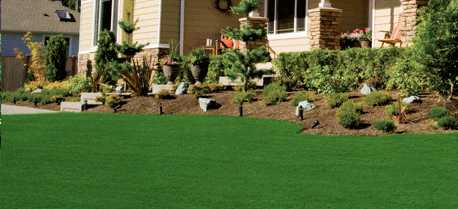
[8,90,457,136]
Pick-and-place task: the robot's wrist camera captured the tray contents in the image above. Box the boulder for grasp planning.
[295,101,315,116]
[360,84,376,96]
[151,84,174,95]
[60,102,82,112]
[199,98,216,112]
[80,92,103,105]
[31,88,43,94]
[175,82,189,95]
[402,96,421,104]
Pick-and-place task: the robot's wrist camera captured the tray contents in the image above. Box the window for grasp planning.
[93,0,118,45]
[55,10,75,22]
[267,0,308,35]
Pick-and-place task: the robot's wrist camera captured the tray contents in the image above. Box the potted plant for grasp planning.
[189,48,210,84]
[357,28,372,48]
[161,41,181,85]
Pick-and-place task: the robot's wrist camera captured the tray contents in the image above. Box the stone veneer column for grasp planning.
[399,0,429,45]
[238,16,268,51]
[308,7,343,50]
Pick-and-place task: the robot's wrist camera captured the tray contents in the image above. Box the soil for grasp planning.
[9,91,458,136]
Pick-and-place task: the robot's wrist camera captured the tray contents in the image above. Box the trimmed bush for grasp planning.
[45,35,68,81]
[336,101,362,129]
[385,103,410,117]
[437,116,458,130]
[263,83,288,105]
[430,106,449,121]
[374,120,397,133]
[273,48,404,93]
[327,93,349,108]
[233,91,256,104]
[364,91,392,107]
[292,91,313,106]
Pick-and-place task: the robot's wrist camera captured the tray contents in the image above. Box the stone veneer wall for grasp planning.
[77,48,168,74]
[399,0,429,45]
[308,7,343,49]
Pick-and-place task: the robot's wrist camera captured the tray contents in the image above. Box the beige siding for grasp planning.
[373,0,401,47]
[133,0,161,46]
[79,0,95,53]
[334,0,369,32]
[181,0,241,53]
[269,36,309,53]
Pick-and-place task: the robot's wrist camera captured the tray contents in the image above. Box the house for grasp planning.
[77,0,427,73]
[0,0,80,90]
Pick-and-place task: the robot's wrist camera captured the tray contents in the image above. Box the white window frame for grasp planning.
[92,0,118,46]
[265,0,309,39]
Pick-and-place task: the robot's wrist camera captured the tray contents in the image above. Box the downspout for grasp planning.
[179,0,185,55]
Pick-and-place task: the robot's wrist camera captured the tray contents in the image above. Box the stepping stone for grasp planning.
[199,98,216,112]
[360,83,376,96]
[151,84,175,95]
[402,96,421,104]
[295,101,315,116]
[60,102,82,112]
[175,82,189,95]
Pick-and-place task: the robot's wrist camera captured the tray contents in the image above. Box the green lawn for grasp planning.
[1,113,458,209]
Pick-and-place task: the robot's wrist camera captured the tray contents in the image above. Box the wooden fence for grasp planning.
[1,56,77,91]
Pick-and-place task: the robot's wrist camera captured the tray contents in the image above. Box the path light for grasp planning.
[298,106,304,121]
[159,103,164,115]
[239,103,244,117]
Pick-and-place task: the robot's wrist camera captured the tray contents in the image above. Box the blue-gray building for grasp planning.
[0,0,80,57]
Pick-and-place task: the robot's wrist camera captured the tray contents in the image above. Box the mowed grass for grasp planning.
[1,113,458,209]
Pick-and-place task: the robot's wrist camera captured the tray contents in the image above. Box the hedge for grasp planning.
[273,48,404,94]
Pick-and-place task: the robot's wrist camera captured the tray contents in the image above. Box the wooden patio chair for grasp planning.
[379,24,403,48]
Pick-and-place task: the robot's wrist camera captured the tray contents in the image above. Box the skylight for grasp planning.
[55,10,74,22]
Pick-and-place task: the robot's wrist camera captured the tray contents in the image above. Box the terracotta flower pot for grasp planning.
[360,40,371,48]
[162,64,179,85]
[191,64,209,84]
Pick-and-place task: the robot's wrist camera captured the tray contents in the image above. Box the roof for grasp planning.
[0,0,80,34]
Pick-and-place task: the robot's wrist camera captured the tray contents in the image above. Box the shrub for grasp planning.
[337,101,361,129]
[207,55,225,84]
[374,120,397,133]
[386,55,431,96]
[430,106,449,121]
[327,93,349,108]
[385,103,410,117]
[189,48,210,66]
[94,30,119,88]
[233,90,256,104]
[263,83,288,105]
[67,75,91,95]
[364,91,391,107]
[413,0,458,99]
[437,116,458,130]
[45,35,68,81]
[292,91,313,106]
[273,52,308,89]
[106,95,122,112]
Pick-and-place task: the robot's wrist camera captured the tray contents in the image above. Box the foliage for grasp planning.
[221,48,270,90]
[364,91,392,107]
[106,95,122,111]
[116,56,155,96]
[412,0,458,99]
[263,83,287,105]
[94,31,119,90]
[437,116,458,130]
[233,90,256,104]
[336,101,362,129]
[430,106,449,121]
[231,0,258,16]
[45,35,68,81]
[273,48,404,93]
[24,75,91,96]
[224,26,267,42]
[292,91,314,106]
[189,48,210,66]
[161,40,182,65]
[155,90,175,100]
[118,20,139,34]
[206,55,225,83]
[373,120,397,133]
[22,32,46,81]
[327,93,349,108]
[188,83,224,97]
[386,52,432,96]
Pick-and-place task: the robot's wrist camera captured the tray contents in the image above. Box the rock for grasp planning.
[219,76,243,87]
[360,83,376,96]
[175,82,189,95]
[80,92,103,105]
[295,101,315,116]
[402,96,421,104]
[311,120,321,129]
[151,84,174,95]
[115,85,123,94]
[60,102,82,112]
[31,88,43,94]
[199,98,216,112]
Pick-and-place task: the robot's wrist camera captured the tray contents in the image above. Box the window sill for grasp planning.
[267,32,308,40]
